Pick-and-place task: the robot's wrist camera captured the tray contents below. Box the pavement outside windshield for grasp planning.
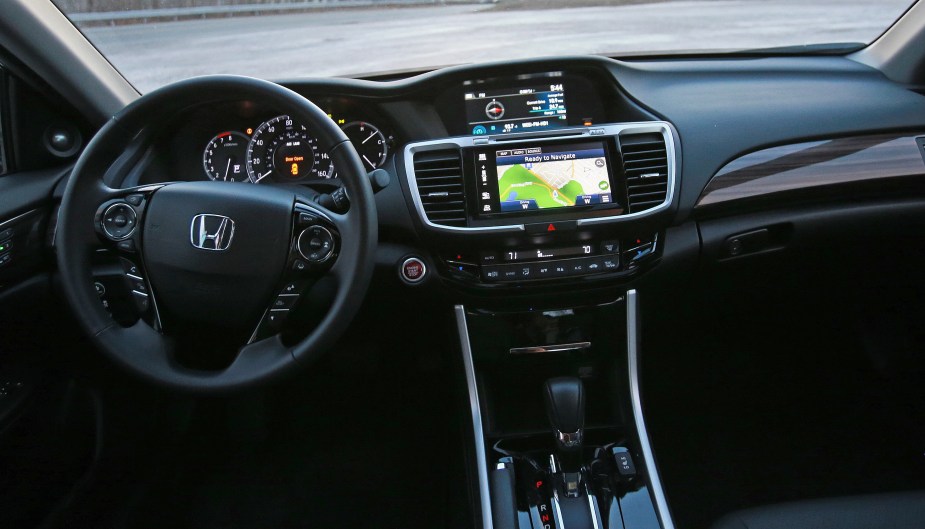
[79,0,912,92]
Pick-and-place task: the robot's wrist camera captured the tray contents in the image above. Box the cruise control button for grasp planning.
[126,274,147,293]
[131,290,150,312]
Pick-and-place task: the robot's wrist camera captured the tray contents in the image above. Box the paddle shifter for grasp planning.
[544,377,585,497]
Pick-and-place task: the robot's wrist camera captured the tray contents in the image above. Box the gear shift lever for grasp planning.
[544,377,585,496]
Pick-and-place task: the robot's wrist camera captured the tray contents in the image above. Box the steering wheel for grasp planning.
[56,76,377,392]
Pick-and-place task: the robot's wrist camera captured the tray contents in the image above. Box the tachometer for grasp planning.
[341,121,388,171]
[245,115,333,183]
[203,131,250,182]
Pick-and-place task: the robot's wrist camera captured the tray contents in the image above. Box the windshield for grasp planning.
[53,0,916,92]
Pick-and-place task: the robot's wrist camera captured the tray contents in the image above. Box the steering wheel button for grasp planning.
[116,240,136,253]
[272,295,298,310]
[102,203,137,241]
[298,212,317,226]
[127,274,147,293]
[297,225,334,262]
[267,310,288,327]
[292,259,307,271]
[120,259,140,275]
[125,194,144,206]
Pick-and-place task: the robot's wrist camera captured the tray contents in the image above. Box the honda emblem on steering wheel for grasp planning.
[190,214,235,251]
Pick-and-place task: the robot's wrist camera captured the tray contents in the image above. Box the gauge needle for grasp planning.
[255,170,272,183]
[362,155,375,169]
[223,158,232,181]
[362,131,377,144]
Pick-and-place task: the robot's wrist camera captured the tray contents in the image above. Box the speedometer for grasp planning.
[245,115,333,183]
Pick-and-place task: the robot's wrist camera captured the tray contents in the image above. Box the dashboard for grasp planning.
[115,56,925,299]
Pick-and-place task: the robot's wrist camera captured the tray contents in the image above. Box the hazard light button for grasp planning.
[524,221,577,235]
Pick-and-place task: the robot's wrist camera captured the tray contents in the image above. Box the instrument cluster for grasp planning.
[198,101,394,185]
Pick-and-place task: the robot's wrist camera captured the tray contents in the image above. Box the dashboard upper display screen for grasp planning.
[474,141,616,216]
[465,83,567,135]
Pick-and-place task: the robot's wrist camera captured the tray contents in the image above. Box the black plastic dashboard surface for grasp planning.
[608,57,925,219]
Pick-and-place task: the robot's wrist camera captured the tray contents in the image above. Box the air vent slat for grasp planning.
[412,149,467,227]
[620,133,669,213]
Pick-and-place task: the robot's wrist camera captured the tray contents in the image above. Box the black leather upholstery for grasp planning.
[711,491,925,529]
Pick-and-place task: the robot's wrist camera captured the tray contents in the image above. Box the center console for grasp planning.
[402,72,680,529]
[454,292,673,529]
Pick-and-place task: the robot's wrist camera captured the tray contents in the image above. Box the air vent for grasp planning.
[412,149,467,227]
[619,133,669,213]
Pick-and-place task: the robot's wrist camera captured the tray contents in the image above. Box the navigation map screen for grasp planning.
[484,142,614,214]
[464,83,568,135]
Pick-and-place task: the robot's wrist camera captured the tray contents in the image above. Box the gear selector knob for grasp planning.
[544,377,585,475]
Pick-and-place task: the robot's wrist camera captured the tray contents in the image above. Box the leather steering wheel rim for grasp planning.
[56,75,377,392]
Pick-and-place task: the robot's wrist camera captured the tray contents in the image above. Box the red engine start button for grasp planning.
[400,257,427,284]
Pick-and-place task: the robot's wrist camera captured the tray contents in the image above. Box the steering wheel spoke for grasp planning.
[92,183,167,330]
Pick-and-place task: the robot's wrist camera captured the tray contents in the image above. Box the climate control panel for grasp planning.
[442,233,659,285]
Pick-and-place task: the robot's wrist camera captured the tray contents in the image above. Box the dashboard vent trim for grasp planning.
[620,133,669,213]
[412,149,467,227]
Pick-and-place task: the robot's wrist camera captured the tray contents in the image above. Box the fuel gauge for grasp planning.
[341,121,388,171]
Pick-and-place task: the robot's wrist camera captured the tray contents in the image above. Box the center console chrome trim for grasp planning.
[455,305,493,529]
[403,122,679,234]
[509,341,591,354]
[627,289,675,529]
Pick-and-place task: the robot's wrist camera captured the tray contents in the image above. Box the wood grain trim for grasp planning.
[696,133,925,208]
